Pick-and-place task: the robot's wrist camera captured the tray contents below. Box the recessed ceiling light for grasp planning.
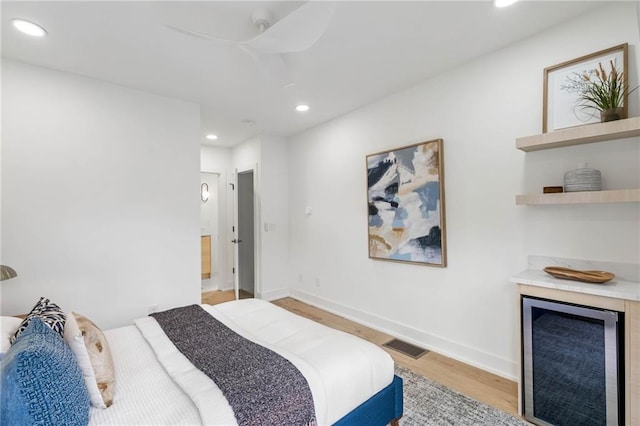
[11,19,47,37]
[493,0,518,8]
[206,134,218,140]
[296,104,310,112]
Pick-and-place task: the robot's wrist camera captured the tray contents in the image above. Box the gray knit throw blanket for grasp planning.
[151,305,317,426]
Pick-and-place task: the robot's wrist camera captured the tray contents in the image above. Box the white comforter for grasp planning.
[91,299,394,426]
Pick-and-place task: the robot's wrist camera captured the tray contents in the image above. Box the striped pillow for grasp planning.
[10,297,66,345]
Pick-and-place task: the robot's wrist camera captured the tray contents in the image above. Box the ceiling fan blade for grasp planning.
[239,45,294,88]
[164,24,234,45]
[637,1,640,38]
[256,54,295,89]
[244,1,335,54]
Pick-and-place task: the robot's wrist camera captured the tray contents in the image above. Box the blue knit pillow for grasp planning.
[0,318,90,426]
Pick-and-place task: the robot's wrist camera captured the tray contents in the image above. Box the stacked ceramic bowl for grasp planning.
[563,166,601,192]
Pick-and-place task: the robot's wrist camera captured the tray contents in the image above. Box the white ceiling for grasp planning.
[2,1,609,148]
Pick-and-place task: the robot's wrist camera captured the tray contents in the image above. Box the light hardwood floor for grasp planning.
[201,291,520,418]
[202,290,253,305]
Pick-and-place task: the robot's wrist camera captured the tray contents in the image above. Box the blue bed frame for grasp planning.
[333,375,403,426]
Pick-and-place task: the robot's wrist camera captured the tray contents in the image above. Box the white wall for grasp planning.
[1,60,202,329]
[260,135,291,300]
[287,3,640,379]
[201,146,232,172]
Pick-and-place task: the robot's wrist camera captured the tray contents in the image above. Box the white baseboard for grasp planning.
[260,288,290,301]
[219,280,234,291]
[289,288,517,381]
[200,280,218,293]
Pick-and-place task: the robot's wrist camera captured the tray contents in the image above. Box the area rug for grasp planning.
[395,366,530,425]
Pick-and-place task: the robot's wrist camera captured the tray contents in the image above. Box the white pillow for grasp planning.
[64,311,115,408]
[1,316,23,354]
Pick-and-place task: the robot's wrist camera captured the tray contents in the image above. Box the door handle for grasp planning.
[231,239,243,244]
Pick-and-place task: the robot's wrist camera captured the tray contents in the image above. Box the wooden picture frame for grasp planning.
[543,43,628,133]
[366,138,446,267]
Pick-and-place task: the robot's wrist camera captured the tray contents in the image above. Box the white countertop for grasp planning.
[510,269,640,301]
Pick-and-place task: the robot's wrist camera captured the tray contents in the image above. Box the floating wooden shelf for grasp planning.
[516,116,640,152]
[516,189,640,205]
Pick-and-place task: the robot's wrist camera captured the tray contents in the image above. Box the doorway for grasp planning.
[236,170,255,299]
[200,172,220,292]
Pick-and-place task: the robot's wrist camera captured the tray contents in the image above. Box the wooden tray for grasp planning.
[543,266,615,284]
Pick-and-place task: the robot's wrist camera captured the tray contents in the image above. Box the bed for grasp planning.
[1,298,403,426]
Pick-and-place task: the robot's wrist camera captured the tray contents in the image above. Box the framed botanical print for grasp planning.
[543,43,628,132]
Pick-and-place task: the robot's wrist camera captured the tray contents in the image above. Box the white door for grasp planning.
[233,167,256,299]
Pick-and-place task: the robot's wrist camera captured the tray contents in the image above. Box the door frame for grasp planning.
[233,163,260,300]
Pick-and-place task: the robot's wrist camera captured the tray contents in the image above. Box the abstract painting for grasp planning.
[367,139,446,267]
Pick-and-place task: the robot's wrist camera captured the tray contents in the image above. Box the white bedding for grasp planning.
[92,299,394,426]
[88,325,201,425]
